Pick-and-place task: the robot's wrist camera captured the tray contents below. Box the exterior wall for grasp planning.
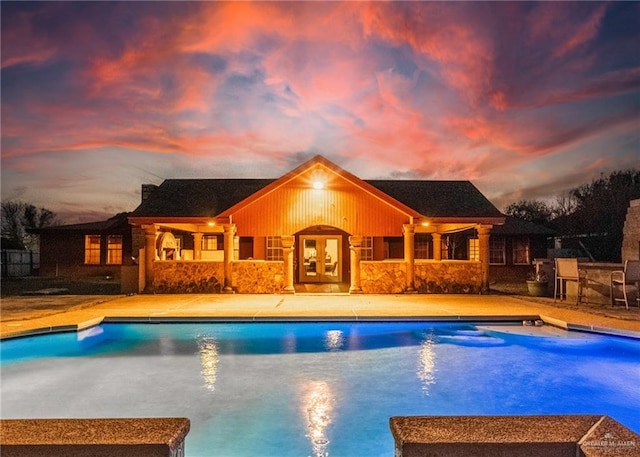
[622,199,640,261]
[230,171,411,236]
[415,261,483,293]
[575,262,623,305]
[38,231,133,279]
[232,260,285,294]
[153,260,285,293]
[360,261,406,294]
[529,261,623,306]
[253,236,266,260]
[153,261,224,293]
[489,235,550,283]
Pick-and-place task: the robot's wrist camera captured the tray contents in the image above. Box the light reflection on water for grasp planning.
[324,330,344,351]
[417,332,437,395]
[197,336,219,392]
[303,380,334,457]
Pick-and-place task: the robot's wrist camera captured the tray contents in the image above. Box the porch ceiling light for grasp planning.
[421,221,430,227]
[207,221,216,227]
[313,181,324,190]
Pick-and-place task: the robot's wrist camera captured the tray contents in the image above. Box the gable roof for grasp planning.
[216,155,422,219]
[130,155,503,222]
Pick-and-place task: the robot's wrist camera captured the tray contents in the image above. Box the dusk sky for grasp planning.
[2,1,639,224]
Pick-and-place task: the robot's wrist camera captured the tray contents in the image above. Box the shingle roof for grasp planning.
[28,213,130,234]
[365,180,503,218]
[130,179,275,218]
[130,179,503,219]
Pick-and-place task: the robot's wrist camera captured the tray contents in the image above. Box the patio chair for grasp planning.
[610,260,640,310]
[553,258,586,305]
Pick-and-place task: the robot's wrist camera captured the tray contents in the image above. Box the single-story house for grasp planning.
[128,155,505,294]
[30,212,134,279]
[488,216,556,282]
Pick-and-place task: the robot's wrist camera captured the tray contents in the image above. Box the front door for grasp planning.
[300,235,341,283]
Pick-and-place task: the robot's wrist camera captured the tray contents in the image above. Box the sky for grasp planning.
[1,1,639,224]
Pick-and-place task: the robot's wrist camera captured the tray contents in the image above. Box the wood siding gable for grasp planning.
[219,156,421,236]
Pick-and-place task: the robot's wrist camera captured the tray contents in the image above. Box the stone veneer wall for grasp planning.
[153,261,224,293]
[415,261,482,293]
[361,261,406,294]
[360,261,482,294]
[622,198,640,261]
[232,260,285,294]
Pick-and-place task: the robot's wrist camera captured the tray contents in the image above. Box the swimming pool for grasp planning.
[1,322,639,456]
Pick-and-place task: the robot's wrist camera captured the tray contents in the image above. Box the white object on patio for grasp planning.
[610,260,640,310]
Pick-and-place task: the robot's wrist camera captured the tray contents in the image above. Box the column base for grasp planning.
[349,287,364,294]
[222,287,235,294]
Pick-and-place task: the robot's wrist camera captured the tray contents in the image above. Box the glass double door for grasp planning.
[300,236,341,283]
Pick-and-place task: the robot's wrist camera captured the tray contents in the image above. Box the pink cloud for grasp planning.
[2,1,637,221]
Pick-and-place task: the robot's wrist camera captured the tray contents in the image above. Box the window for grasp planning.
[107,235,123,265]
[512,237,530,265]
[85,235,101,264]
[361,236,373,260]
[202,235,222,251]
[415,234,431,259]
[266,236,283,261]
[490,237,506,265]
[468,238,479,261]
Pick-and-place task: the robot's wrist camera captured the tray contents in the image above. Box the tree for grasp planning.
[1,201,62,250]
[564,169,640,261]
[553,191,578,218]
[505,169,640,261]
[504,199,554,226]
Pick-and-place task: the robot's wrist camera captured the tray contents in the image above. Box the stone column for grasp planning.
[432,233,442,261]
[349,235,363,294]
[142,224,157,293]
[477,225,492,294]
[281,235,295,294]
[223,224,236,293]
[193,233,203,260]
[403,224,416,293]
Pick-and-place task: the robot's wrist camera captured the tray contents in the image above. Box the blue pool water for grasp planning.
[1,322,639,457]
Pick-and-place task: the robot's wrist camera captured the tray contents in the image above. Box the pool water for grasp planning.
[1,322,639,457]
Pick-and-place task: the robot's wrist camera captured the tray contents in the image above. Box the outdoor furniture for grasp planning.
[554,258,586,304]
[610,260,640,309]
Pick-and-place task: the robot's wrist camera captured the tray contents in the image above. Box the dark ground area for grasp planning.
[1,276,121,297]
[1,276,525,298]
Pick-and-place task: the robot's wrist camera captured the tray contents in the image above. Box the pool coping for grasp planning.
[2,314,639,341]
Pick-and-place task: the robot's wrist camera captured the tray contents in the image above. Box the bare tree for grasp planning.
[1,201,62,250]
[553,191,578,218]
